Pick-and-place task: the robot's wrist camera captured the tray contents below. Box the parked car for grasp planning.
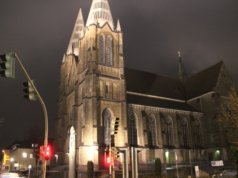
[0,172,25,178]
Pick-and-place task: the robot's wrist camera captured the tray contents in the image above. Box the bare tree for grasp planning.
[218,87,238,143]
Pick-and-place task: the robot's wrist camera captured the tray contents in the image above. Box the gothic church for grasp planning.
[55,0,234,176]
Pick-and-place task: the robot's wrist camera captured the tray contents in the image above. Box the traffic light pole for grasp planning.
[109,135,112,178]
[14,53,48,178]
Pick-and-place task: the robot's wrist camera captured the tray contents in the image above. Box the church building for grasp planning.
[55,0,235,177]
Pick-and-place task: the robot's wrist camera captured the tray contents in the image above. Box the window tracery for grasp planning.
[106,35,113,66]
[161,115,174,148]
[99,35,105,64]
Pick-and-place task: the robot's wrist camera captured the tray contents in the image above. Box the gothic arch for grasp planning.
[99,34,105,64]
[192,117,202,147]
[102,108,113,146]
[161,115,174,148]
[178,117,189,148]
[128,109,138,146]
[149,114,157,147]
[106,35,113,66]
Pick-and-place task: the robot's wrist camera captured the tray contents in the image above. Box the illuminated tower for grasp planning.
[56,0,128,172]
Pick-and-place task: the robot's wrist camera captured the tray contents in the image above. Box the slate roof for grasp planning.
[124,61,224,111]
[125,68,186,100]
[185,61,223,99]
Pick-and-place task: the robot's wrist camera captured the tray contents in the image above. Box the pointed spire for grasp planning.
[86,0,114,29]
[178,51,187,81]
[67,8,85,55]
[116,19,121,32]
[62,54,66,64]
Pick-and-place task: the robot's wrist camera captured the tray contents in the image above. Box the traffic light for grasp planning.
[115,151,120,160]
[104,149,111,168]
[0,52,15,78]
[23,81,37,101]
[106,155,111,164]
[39,144,54,161]
[114,117,120,134]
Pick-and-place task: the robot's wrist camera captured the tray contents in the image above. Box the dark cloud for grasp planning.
[0,0,238,148]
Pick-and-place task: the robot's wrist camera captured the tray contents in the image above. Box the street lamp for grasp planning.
[22,152,27,158]
[22,152,27,169]
[175,151,179,178]
[10,158,14,171]
[28,164,32,178]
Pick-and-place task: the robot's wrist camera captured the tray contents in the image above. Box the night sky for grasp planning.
[0,0,238,149]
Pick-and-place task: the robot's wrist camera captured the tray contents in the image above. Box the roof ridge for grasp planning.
[125,67,180,81]
[188,61,223,79]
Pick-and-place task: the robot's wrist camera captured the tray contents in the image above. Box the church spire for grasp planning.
[116,19,121,32]
[86,0,114,30]
[178,51,187,81]
[67,8,85,55]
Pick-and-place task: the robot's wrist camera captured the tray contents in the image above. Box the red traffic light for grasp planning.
[106,156,111,164]
[40,144,54,160]
[104,151,111,168]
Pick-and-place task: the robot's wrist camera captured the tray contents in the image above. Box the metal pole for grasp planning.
[15,53,48,178]
[109,135,112,178]
[175,150,179,178]
[189,149,192,176]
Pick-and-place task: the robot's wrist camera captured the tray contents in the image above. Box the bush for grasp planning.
[87,161,94,178]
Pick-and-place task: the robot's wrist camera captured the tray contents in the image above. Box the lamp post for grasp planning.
[22,152,27,170]
[10,158,14,172]
[175,150,179,178]
[28,164,32,178]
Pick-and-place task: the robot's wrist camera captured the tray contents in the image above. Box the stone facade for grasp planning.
[55,0,235,176]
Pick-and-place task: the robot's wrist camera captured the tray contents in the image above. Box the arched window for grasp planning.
[128,109,138,146]
[99,35,105,64]
[102,108,112,145]
[106,35,113,66]
[161,115,174,148]
[148,115,157,147]
[178,117,189,148]
[192,118,202,147]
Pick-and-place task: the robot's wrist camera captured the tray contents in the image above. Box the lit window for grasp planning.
[22,152,27,158]
[30,154,33,159]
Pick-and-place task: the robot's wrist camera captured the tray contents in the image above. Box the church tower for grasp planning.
[56,0,128,173]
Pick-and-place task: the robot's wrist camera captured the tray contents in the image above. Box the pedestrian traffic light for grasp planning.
[114,117,120,134]
[23,81,37,101]
[39,144,53,161]
[0,52,15,78]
